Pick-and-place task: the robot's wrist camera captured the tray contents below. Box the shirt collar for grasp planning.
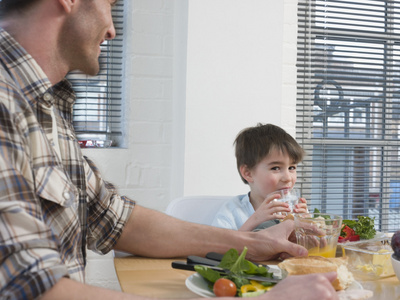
[53,79,76,122]
[0,28,76,115]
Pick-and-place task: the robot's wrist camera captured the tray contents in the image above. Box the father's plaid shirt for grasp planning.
[0,28,135,299]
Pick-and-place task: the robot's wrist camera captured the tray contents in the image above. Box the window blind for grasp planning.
[296,0,400,233]
[67,1,124,147]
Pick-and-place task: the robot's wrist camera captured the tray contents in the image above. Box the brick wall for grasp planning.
[84,0,176,290]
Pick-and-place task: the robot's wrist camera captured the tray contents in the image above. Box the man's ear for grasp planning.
[58,0,76,13]
[239,165,253,183]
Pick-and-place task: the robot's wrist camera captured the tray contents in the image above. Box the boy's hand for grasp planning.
[293,197,308,214]
[259,193,292,219]
[239,194,291,231]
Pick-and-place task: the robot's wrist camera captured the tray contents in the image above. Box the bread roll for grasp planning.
[278,256,354,291]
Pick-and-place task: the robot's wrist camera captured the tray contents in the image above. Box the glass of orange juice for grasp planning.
[294,212,342,258]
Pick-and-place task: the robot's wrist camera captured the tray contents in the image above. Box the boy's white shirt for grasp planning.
[211,194,255,230]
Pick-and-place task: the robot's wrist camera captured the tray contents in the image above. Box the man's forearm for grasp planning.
[114,205,306,262]
[114,205,253,258]
[41,278,145,300]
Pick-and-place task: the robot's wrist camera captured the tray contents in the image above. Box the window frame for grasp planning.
[296,0,400,233]
[67,0,125,148]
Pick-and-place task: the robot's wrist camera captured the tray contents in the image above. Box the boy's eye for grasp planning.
[271,166,280,171]
[289,166,297,170]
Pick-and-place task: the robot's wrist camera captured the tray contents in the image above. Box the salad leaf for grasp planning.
[219,248,270,277]
[218,248,242,271]
[353,216,376,239]
[229,248,249,274]
[313,208,320,214]
[342,219,357,229]
[194,265,221,283]
[342,216,375,239]
[313,208,331,219]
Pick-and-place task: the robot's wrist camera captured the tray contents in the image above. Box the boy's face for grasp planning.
[245,148,297,199]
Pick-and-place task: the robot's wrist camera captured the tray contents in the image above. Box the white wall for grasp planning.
[184,0,292,196]
[84,0,298,292]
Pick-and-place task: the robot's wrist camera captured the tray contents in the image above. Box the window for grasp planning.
[67,1,124,148]
[297,0,400,232]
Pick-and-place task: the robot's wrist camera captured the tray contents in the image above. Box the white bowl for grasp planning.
[391,254,400,281]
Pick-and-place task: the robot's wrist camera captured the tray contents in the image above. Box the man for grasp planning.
[0,0,339,299]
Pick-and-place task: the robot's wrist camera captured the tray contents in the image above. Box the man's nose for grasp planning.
[106,22,116,40]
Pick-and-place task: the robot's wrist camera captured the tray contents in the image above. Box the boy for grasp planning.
[212,123,308,231]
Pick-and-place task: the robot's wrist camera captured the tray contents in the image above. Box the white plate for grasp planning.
[185,272,364,298]
[185,273,215,298]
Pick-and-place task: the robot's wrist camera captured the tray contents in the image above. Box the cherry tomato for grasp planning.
[213,278,237,297]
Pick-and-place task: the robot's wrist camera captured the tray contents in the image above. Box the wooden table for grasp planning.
[114,255,400,299]
[114,255,197,298]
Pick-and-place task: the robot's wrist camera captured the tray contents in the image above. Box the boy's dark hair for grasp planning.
[234,123,305,184]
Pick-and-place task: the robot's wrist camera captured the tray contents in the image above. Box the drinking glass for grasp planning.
[268,188,300,214]
[294,213,343,258]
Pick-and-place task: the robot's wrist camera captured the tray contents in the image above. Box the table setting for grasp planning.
[113,210,400,299]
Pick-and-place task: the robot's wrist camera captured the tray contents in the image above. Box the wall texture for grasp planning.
[184,0,286,196]
[83,0,298,292]
[84,0,176,290]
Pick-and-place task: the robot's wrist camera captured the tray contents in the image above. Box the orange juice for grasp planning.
[294,213,342,259]
[308,246,337,258]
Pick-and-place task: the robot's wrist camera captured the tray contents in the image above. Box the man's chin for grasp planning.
[83,67,100,76]
[70,65,100,76]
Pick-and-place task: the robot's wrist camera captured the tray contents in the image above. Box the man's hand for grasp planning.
[246,220,308,261]
[261,272,339,300]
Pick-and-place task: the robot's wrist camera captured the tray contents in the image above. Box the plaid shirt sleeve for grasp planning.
[84,156,135,254]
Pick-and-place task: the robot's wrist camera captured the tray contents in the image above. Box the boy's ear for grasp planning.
[240,165,253,183]
[58,0,76,13]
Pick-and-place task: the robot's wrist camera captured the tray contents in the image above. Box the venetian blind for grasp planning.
[67,1,124,147]
[296,0,400,232]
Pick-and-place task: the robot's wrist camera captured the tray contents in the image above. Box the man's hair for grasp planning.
[0,0,41,16]
[234,123,305,184]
